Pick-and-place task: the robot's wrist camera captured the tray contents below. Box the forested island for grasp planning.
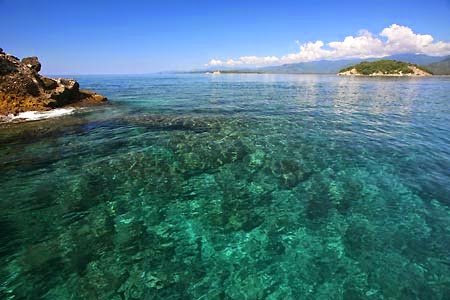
[338,60,432,76]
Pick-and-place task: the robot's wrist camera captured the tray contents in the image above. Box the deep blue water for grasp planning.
[1,74,449,299]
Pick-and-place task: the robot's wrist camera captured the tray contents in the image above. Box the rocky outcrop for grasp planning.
[0,49,107,115]
[21,56,41,72]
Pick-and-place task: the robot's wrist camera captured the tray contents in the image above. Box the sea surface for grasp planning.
[1,74,449,299]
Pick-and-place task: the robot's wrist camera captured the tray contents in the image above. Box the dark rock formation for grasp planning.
[21,56,41,72]
[0,49,107,115]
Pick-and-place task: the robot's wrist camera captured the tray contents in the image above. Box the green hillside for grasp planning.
[339,60,432,75]
[426,57,450,75]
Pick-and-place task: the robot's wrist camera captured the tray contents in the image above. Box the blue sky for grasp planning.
[1,0,449,74]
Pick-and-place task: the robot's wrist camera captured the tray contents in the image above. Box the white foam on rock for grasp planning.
[4,108,76,122]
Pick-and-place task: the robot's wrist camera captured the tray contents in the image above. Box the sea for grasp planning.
[1,74,449,299]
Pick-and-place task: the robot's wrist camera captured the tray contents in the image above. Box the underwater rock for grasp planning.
[122,114,217,133]
[143,272,164,289]
[270,158,311,188]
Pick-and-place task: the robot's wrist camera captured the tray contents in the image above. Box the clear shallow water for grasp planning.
[1,74,449,299]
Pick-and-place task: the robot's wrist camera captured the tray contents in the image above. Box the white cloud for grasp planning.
[208,56,280,67]
[206,24,450,67]
[208,59,225,66]
[381,24,450,56]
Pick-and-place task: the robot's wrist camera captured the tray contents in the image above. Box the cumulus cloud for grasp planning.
[206,24,450,67]
[208,56,280,66]
[380,24,450,55]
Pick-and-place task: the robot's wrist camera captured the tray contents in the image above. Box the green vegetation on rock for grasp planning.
[339,60,432,75]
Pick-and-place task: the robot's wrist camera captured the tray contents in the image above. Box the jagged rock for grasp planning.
[0,53,19,75]
[21,56,41,72]
[0,49,107,115]
[50,79,80,105]
[78,90,107,103]
[40,76,58,90]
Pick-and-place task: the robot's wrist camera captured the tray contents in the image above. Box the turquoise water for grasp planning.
[1,74,449,299]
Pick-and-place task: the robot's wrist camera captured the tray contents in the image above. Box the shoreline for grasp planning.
[0,107,77,123]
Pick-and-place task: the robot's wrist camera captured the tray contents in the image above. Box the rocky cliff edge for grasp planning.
[0,48,107,115]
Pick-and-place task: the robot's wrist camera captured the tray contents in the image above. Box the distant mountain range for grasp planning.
[426,57,450,75]
[200,54,450,75]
